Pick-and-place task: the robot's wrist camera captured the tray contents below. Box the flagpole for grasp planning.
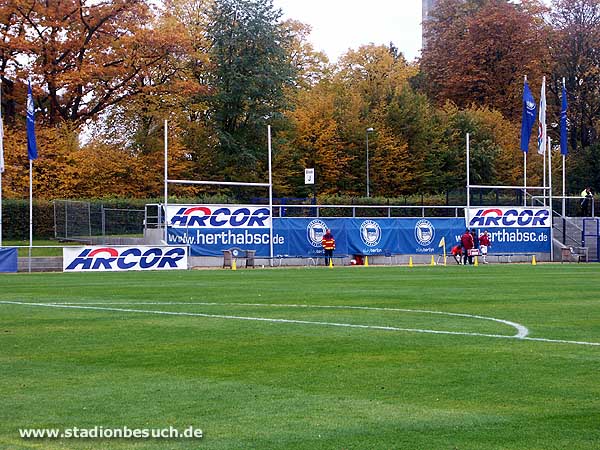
[0,78,3,248]
[268,124,274,267]
[548,136,553,261]
[523,75,528,207]
[26,80,38,273]
[542,151,546,205]
[524,152,527,206]
[561,77,567,218]
[539,76,547,205]
[562,154,566,217]
[164,119,168,244]
[466,132,470,223]
[29,159,33,272]
[0,166,3,248]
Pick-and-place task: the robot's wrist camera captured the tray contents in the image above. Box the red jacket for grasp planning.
[461,232,474,250]
[479,233,491,247]
[322,233,335,250]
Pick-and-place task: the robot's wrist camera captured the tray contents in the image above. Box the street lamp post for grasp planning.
[366,127,374,197]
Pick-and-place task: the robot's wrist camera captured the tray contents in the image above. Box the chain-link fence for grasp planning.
[54,200,144,241]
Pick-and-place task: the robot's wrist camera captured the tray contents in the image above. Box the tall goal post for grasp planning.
[466,132,554,260]
[163,121,275,266]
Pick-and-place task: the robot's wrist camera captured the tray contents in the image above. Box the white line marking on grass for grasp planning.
[50,301,530,339]
[1,301,599,346]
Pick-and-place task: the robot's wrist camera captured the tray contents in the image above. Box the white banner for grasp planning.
[466,207,551,229]
[63,246,188,272]
[305,168,315,184]
[166,205,271,229]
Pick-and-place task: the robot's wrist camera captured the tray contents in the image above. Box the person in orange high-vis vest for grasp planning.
[321,229,336,266]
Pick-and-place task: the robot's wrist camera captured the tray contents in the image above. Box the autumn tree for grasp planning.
[384,85,440,193]
[280,19,330,90]
[549,0,600,150]
[421,0,549,121]
[276,80,352,196]
[204,0,297,181]
[330,44,422,195]
[368,126,415,197]
[0,0,187,127]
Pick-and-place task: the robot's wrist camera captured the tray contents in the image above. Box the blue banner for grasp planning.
[520,79,537,153]
[480,228,550,253]
[27,80,38,160]
[0,248,18,272]
[167,217,550,257]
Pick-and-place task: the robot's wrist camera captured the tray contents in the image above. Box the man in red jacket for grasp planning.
[479,230,491,264]
[321,229,336,266]
[461,229,474,265]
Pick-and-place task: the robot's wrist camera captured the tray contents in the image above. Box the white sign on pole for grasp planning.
[305,168,315,185]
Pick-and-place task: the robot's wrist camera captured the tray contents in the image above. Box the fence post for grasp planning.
[101,204,105,237]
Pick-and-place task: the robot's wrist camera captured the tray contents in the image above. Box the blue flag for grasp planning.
[560,84,568,155]
[520,79,537,153]
[27,81,37,160]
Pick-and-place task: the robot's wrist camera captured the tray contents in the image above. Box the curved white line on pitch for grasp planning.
[50,301,529,339]
[2,301,599,346]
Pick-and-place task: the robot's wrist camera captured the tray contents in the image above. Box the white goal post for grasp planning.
[163,121,275,264]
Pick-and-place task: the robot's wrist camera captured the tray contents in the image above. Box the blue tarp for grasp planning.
[167,217,551,257]
[0,248,18,272]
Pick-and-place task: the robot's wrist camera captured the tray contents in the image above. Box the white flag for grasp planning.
[537,77,546,155]
[438,236,445,248]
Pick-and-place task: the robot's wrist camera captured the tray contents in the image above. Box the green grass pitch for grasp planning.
[1,264,599,449]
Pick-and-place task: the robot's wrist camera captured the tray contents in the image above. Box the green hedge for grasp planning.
[0,196,237,240]
[2,200,54,240]
[1,198,161,240]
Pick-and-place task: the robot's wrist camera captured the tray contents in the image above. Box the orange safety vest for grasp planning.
[322,235,335,250]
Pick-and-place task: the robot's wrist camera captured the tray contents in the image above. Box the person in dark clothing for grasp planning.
[461,229,474,265]
[471,229,480,250]
[580,187,594,216]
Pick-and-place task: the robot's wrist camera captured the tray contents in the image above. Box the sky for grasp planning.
[272,0,423,62]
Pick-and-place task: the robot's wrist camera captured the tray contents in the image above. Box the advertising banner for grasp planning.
[465,206,551,253]
[466,207,551,228]
[474,228,550,253]
[166,205,275,257]
[164,204,551,258]
[0,248,18,273]
[63,246,188,272]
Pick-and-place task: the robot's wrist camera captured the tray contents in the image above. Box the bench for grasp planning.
[561,247,588,263]
[254,255,349,267]
[222,248,256,268]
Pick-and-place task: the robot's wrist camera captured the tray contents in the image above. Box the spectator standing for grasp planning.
[471,229,480,250]
[479,230,491,264]
[461,229,474,265]
[580,187,594,216]
[321,229,336,266]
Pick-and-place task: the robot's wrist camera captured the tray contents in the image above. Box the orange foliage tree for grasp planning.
[421,0,550,121]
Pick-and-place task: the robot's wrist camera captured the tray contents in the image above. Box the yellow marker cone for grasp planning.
[364,256,369,267]
[232,259,237,271]
[474,256,479,267]
[329,258,333,268]
[409,256,413,268]
[430,255,435,266]
[532,255,537,266]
